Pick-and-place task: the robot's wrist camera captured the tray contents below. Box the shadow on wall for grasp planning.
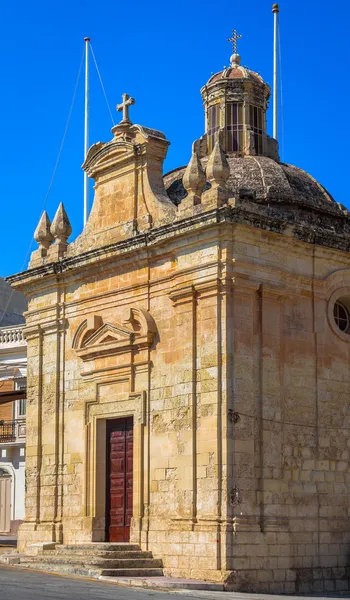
[0,277,27,326]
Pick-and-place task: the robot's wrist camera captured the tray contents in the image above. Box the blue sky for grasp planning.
[1,0,348,276]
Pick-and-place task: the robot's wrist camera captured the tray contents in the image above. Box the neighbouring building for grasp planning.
[7,37,350,593]
[0,278,27,534]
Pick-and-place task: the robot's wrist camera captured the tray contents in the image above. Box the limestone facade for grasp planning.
[7,41,350,593]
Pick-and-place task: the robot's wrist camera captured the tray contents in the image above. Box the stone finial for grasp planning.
[206,140,230,185]
[203,139,230,208]
[51,202,72,244]
[182,147,206,207]
[34,211,54,250]
[29,210,55,266]
[48,202,72,259]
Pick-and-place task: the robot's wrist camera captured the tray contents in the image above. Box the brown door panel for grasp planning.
[106,417,133,542]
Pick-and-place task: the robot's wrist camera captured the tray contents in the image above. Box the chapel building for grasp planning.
[8,38,350,593]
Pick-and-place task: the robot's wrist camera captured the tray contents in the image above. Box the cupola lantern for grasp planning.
[200,31,278,160]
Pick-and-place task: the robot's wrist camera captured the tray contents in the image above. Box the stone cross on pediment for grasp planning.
[117,93,135,124]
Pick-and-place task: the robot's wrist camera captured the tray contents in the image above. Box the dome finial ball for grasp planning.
[272,4,279,13]
[230,53,241,66]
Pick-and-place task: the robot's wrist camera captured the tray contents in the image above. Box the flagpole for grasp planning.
[272,4,279,142]
[84,37,90,226]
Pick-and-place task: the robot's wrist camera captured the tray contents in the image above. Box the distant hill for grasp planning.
[0,277,27,326]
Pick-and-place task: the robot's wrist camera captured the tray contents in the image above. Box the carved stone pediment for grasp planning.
[73,307,156,362]
[83,140,136,179]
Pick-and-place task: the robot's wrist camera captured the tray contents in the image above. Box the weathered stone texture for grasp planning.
[7,56,350,593]
[9,216,350,592]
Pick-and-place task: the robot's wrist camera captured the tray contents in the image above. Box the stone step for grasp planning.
[24,556,163,569]
[53,543,141,552]
[20,561,164,579]
[41,550,154,559]
[21,541,164,580]
[100,576,225,591]
[100,568,164,577]
[20,562,101,578]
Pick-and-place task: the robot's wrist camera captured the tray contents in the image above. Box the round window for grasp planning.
[328,288,350,341]
[333,301,350,334]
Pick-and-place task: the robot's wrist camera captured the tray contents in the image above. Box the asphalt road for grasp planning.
[1,566,349,600]
[0,566,208,600]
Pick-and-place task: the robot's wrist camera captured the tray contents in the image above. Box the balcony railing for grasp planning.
[0,421,15,442]
[0,325,26,346]
[0,419,26,443]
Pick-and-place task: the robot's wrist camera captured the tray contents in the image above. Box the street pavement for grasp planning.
[0,566,195,600]
[1,565,350,600]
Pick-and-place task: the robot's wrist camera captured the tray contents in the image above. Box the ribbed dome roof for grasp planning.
[207,65,264,85]
[206,53,265,86]
[164,156,341,217]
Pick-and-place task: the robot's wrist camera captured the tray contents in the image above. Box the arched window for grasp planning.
[208,104,220,153]
[226,102,243,152]
[250,105,263,154]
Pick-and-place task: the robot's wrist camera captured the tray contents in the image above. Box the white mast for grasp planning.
[83,37,90,226]
[272,4,279,142]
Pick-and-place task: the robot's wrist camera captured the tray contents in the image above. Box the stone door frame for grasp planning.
[85,389,147,544]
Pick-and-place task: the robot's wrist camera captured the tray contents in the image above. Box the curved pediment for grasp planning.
[73,306,156,362]
[82,140,136,178]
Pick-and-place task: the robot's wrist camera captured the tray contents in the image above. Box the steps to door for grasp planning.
[6,542,225,591]
[19,543,164,579]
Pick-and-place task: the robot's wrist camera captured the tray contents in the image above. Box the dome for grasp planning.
[164,155,341,217]
[208,67,264,84]
[206,53,265,86]
[168,30,346,229]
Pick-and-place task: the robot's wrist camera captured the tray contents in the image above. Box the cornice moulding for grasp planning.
[169,284,196,305]
[7,206,350,292]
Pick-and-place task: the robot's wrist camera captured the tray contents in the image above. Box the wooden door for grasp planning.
[0,476,11,533]
[106,417,133,542]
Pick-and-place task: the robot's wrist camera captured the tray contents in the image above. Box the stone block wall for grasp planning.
[223,226,350,593]
[14,221,350,592]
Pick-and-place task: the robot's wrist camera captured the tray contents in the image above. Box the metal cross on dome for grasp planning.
[228,30,242,54]
[117,93,135,124]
